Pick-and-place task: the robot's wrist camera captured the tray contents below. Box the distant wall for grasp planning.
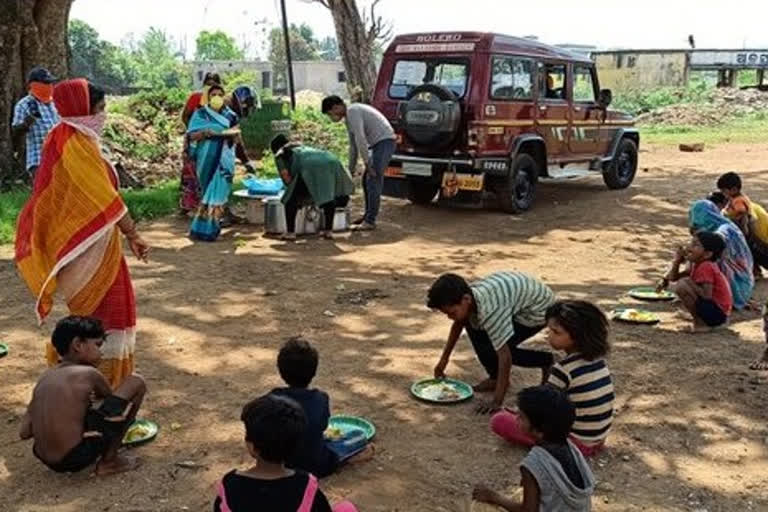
[292,61,347,96]
[595,52,689,89]
[190,60,349,96]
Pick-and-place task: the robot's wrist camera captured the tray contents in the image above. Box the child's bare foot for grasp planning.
[95,454,141,476]
[749,348,768,370]
[347,443,375,464]
[473,378,497,393]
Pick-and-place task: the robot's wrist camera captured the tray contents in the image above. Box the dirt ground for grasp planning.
[2,142,768,512]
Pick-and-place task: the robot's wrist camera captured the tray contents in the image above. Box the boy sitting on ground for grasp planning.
[660,231,732,332]
[19,316,146,475]
[717,172,752,234]
[710,188,768,280]
[270,337,373,477]
[472,386,595,511]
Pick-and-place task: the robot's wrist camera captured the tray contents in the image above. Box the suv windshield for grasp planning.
[389,59,469,99]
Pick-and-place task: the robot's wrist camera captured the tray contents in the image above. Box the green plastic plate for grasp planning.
[326,415,376,441]
[122,419,159,446]
[628,287,675,301]
[411,377,474,404]
[0,343,7,359]
[611,307,660,325]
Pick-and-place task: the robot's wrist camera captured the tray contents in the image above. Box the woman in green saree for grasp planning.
[271,135,355,240]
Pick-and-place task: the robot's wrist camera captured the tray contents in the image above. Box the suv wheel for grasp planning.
[496,154,538,214]
[408,177,439,205]
[603,138,638,190]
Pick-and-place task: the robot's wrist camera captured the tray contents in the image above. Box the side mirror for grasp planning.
[598,89,613,109]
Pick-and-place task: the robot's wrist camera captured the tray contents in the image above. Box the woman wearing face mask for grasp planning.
[16,78,150,389]
[180,73,220,214]
[187,85,241,241]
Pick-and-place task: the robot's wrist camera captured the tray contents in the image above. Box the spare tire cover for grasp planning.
[401,84,461,148]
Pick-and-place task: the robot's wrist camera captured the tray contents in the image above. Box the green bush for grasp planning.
[220,70,260,92]
[612,80,715,115]
[291,105,348,163]
[241,99,290,155]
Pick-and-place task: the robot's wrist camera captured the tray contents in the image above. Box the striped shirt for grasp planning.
[548,353,614,444]
[469,272,556,350]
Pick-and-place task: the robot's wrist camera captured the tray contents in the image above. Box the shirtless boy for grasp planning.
[19,316,146,475]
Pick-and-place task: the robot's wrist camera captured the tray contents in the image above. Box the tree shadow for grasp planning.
[2,163,768,511]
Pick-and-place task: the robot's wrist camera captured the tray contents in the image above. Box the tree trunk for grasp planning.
[0,0,73,184]
[323,0,378,103]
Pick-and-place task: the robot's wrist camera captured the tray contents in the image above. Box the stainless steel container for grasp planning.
[264,198,287,234]
[296,206,323,235]
[332,208,350,232]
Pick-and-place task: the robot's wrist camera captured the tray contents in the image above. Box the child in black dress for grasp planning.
[214,394,358,512]
[271,337,373,477]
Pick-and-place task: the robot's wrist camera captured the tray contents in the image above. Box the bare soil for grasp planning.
[1,143,768,512]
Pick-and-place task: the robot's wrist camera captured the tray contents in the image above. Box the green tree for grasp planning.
[195,30,244,61]
[296,23,316,47]
[268,26,320,89]
[132,27,190,89]
[69,19,137,90]
[317,36,339,60]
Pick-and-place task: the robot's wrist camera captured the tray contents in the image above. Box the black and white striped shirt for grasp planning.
[469,271,555,350]
[549,353,614,444]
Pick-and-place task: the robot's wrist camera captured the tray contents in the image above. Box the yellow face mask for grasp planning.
[209,95,225,111]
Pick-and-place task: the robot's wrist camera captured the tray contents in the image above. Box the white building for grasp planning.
[190,60,348,96]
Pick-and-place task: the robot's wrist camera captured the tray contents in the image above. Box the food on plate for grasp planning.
[124,423,152,443]
[615,309,657,323]
[419,382,462,402]
[324,426,344,441]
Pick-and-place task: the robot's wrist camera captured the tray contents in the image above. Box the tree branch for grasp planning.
[364,0,392,44]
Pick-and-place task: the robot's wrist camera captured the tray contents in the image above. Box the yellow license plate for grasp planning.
[442,173,484,191]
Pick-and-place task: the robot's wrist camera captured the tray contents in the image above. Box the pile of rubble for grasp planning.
[103,113,183,187]
[636,88,768,126]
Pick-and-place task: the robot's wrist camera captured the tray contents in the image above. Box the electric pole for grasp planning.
[280,0,296,109]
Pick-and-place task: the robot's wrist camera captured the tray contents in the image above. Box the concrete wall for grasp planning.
[594,52,689,89]
[291,61,347,96]
[190,60,348,95]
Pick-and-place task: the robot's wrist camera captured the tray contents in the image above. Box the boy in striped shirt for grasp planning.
[427,271,556,414]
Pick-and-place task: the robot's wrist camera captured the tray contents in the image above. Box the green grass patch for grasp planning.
[122,181,180,221]
[0,188,31,245]
[0,182,181,245]
[641,116,768,145]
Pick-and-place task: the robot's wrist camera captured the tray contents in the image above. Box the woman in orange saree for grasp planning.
[15,79,150,389]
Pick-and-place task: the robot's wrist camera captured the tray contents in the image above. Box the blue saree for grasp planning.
[188,106,237,241]
[689,200,754,309]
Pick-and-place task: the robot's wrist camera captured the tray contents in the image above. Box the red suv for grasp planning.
[372,32,639,213]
